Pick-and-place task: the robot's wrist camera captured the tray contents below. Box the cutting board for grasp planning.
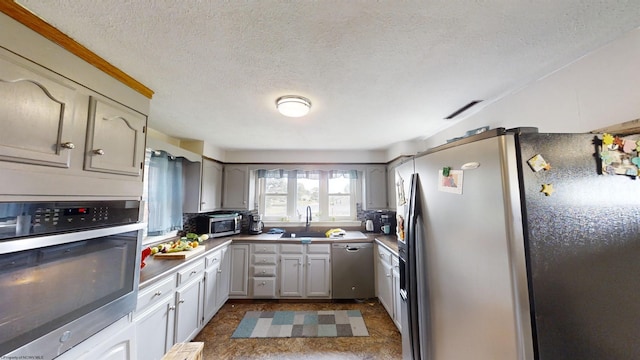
[154,245,205,259]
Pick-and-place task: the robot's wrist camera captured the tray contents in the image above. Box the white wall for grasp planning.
[224,149,387,164]
[414,26,640,152]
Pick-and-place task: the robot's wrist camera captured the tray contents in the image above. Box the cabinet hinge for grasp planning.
[143,125,146,133]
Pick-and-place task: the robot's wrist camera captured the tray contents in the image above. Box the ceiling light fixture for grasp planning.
[276,95,312,117]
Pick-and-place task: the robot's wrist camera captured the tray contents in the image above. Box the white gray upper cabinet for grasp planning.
[200,158,223,212]
[364,165,387,209]
[84,97,147,177]
[0,51,77,168]
[222,165,254,209]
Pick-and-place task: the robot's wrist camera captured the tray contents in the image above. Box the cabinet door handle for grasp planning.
[60,142,75,149]
[93,149,105,155]
[178,299,185,304]
[190,270,197,275]
[153,291,162,297]
[261,270,266,274]
[169,306,176,311]
[217,269,223,273]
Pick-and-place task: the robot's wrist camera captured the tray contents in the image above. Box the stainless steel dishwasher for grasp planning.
[331,242,375,299]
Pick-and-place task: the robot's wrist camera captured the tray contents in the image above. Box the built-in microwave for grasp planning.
[195,213,241,238]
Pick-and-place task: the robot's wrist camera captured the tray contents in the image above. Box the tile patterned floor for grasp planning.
[193,300,402,359]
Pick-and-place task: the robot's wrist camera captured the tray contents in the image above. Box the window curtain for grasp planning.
[256,169,358,179]
[148,151,184,235]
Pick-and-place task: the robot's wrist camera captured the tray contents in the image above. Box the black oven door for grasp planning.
[1,223,143,359]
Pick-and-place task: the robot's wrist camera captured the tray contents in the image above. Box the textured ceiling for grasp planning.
[17,1,640,151]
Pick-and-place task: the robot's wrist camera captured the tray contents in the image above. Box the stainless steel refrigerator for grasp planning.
[395,128,640,360]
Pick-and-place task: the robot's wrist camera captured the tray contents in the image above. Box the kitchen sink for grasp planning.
[279,231,326,238]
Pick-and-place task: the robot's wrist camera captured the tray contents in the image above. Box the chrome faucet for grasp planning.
[305,205,312,232]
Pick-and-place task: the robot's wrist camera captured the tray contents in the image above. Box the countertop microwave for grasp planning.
[195,213,241,238]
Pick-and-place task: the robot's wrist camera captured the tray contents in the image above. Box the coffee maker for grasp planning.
[373,210,396,235]
[249,214,264,235]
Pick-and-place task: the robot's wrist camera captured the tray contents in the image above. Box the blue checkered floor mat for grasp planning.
[231,310,370,338]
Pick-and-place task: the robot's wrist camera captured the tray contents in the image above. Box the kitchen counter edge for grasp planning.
[139,232,399,289]
[139,237,232,289]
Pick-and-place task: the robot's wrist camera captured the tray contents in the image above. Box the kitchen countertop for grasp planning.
[373,234,399,255]
[139,237,232,288]
[139,231,400,289]
[232,230,370,242]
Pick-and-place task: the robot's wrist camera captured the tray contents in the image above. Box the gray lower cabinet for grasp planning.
[134,275,176,360]
[132,244,229,360]
[250,244,279,298]
[280,254,304,297]
[375,244,394,317]
[54,317,136,360]
[375,243,401,331]
[229,244,250,297]
[134,296,175,360]
[391,256,402,331]
[203,247,230,322]
[174,276,204,343]
[306,253,331,297]
[279,244,331,298]
[79,321,136,360]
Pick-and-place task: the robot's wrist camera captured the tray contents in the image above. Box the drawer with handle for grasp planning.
[177,260,205,286]
[253,254,277,265]
[251,243,278,254]
[252,277,277,297]
[253,265,277,277]
[206,249,222,268]
[136,276,175,313]
[377,246,392,265]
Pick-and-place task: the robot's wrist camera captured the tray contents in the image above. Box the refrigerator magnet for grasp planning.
[541,183,555,196]
[396,172,407,206]
[438,169,463,194]
[527,154,550,172]
[599,133,639,177]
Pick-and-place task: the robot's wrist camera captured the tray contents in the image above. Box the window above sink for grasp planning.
[257,169,360,222]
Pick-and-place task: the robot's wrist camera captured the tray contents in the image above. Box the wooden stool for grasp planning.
[161,342,204,360]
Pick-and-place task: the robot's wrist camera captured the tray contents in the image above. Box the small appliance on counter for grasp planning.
[365,219,374,232]
[195,212,241,238]
[373,210,396,234]
[248,214,264,234]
